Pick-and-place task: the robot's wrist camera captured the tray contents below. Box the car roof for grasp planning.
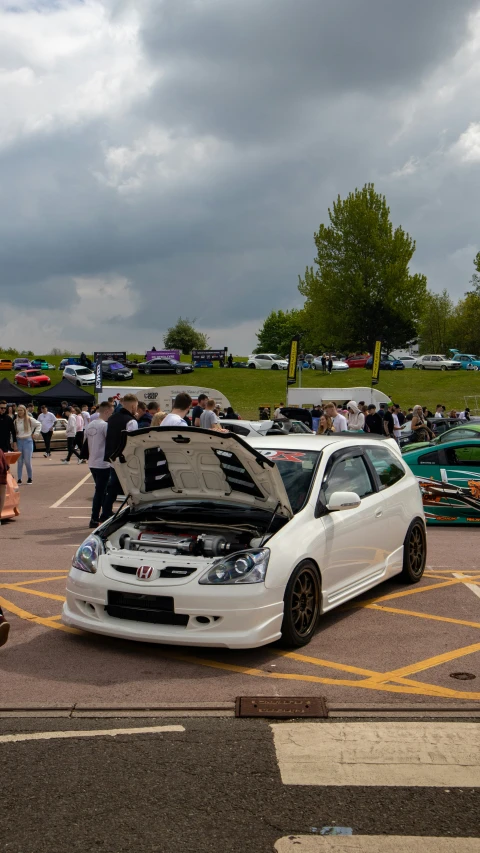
[245,434,396,451]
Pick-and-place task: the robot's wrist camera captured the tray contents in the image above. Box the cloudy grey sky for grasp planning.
[1,0,480,355]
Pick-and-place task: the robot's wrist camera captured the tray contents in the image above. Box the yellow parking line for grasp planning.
[0,584,65,602]
[270,649,455,692]
[345,578,464,611]
[367,603,480,631]
[0,596,80,634]
[164,651,480,701]
[10,576,68,587]
[425,572,480,586]
[364,640,480,683]
[270,649,380,678]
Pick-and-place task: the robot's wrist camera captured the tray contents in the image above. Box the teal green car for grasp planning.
[403,439,480,524]
[402,423,480,453]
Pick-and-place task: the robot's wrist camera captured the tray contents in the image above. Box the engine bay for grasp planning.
[106,519,268,558]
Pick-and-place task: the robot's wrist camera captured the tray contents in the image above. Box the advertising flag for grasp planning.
[371,340,382,385]
[95,357,103,393]
[287,335,300,386]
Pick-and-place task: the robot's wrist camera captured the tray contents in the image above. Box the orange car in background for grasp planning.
[1,451,20,521]
[0,359,13,370]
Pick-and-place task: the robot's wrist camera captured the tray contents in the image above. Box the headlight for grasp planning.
[198,549,270,585]
[72,535,104,574]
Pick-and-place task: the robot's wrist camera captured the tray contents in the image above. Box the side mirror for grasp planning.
[326,491,361,512]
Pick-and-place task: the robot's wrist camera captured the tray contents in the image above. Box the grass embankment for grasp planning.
[2,353,479,419]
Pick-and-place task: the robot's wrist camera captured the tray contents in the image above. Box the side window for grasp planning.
[418,450,441,464]
[364,446,405,490]
[256,354,265,360]
[446,445,480,465]
[324,454,374,503]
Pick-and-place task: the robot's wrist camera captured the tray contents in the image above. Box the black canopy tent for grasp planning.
[34,378,95,407]
[0,377,32,405]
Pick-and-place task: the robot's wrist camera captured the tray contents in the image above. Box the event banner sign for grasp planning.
[191,349,226,362]
[145,350,181,361]
[95,359,103,393]
[371,340,382,385]
[94,351,127,363]
[287,335,300,385]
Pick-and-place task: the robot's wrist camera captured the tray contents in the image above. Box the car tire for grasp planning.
[271,364,279,370]
[175,367,182,375]
[311,364,316,370]
[145,367,152,375]
[441,366,446,371]
[400,519,426,584]
[76,380,81,386]
[279,560,321,648]
[419,365,425,370]
[27,381,31,388]
[248,363,256,369]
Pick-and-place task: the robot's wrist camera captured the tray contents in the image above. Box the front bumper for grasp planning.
[62,568,284,649]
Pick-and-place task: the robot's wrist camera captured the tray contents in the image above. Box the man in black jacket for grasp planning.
[365,404,383,435]
[99,394,138,523]
[0,401,17,452]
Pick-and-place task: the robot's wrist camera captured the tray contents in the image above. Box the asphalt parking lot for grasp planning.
[1,457,480,709]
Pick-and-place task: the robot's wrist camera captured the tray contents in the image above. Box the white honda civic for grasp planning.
[62,429,426,649]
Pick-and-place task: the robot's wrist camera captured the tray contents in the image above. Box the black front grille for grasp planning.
[105,591,188,627]
[111,565,197,578]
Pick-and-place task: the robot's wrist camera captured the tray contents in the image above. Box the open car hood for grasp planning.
[112,427,293,519]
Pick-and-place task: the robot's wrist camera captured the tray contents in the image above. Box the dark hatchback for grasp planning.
[101,360,134,380]
[137,358,194,376]
[365,355,405,371]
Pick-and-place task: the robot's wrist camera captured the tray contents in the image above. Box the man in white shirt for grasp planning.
[81,404,91,429]
[85,401,113,528]
[434,405,444,418]
[38,404,56,458]
[62,408,82,463]
[161,393,193,427]
[324,401,348,433]
[273,402,285,420]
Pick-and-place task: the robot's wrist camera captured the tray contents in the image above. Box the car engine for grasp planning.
[118,526,256,557]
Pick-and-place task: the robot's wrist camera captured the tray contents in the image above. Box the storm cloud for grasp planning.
[1,0,479,354]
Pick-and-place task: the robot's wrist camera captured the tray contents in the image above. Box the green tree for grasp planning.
[298,184,427,352]
[470,251,480,291]
[163,317,209,355]
[417,289,455,354]
[255,308,305,354]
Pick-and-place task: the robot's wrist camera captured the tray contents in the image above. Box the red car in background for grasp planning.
[14,369,51,388]
[344,354,371,368]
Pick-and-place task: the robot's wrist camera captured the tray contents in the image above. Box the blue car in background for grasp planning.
[450,352,480,370]
[365,355,405,370]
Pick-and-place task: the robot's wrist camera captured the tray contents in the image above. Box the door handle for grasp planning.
[375,510,383,518]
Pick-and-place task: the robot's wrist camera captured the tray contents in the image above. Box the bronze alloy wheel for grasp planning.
[401,520,426,583]
[281,561,321,647]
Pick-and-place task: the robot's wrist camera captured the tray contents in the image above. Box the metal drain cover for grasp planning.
[450,672,476,680]
[235,696,328,718]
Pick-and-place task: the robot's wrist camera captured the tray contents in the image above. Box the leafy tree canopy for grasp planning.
[298,184,427,352]
[163,317,209,355]
[255,308,305,354]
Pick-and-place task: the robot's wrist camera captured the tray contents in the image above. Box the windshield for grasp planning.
[108,362,125,370]
[271,354,284,361]
[75,367,92,376]
[28,371,42,376]
[260,449,320,513]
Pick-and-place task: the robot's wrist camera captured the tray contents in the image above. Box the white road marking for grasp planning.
[453,572,480,601]
[271,722,480,787]
[275,838,480,852]
[49,472,92,508]
[0,725,185,744]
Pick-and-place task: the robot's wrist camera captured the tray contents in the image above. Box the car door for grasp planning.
[442,444,480,490]
[431,356,442,369]
[318,448,388,608]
